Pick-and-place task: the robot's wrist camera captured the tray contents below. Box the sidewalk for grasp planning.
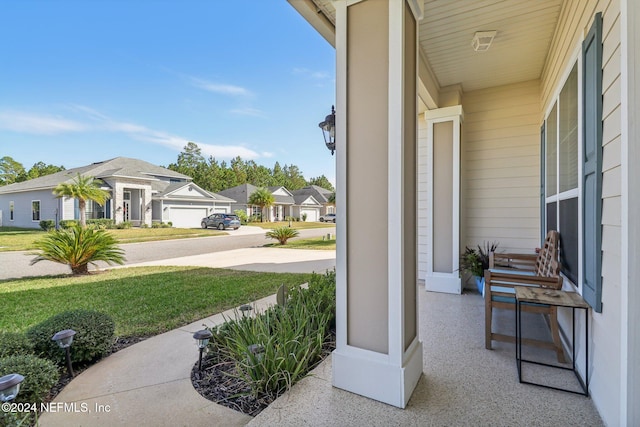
[38,248,335,427]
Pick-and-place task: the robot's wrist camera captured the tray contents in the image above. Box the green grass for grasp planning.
[0,266,311,337]
[265,237,336,250]
[248,221,335,230]
[0,227,226,252]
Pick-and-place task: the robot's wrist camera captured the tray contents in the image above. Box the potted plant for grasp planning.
[460,242,499,294]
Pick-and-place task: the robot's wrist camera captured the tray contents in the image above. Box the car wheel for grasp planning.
[201,222,207,229]
[320,218,325,222]
[217,223,225,230]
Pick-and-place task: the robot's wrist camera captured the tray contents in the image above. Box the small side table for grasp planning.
[514,286,591,396]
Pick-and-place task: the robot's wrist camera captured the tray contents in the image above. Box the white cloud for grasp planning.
[293,67,332,81]
[0,111,87,134]
[189,77,251,96]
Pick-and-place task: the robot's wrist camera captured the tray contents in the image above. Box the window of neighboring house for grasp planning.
[544,62,579,285]
[9,201,14,221]
[327,205,335,214]
[32,200,41,222]
[251,206,261,217]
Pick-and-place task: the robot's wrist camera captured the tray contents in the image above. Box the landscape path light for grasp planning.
[239,304,253,317]
[52,329,76,378]
[193,329,212,373]
[0,373,24,402]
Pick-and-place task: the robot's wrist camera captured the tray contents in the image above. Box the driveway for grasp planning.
[0,226,336,280]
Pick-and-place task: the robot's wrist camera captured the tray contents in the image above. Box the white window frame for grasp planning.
[32,200,41,222]
[543,47,583,290]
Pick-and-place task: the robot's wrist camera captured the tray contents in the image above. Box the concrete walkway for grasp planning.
[38,249,335,427]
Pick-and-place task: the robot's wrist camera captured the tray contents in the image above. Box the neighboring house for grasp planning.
[0,157,234,229]
[291,193,322,222]
[218,183,297,221]
[291,185,335,217]
[290,0,640,425]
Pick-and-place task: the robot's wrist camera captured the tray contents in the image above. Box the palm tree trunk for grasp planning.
[71,263,89,275]
[79,199,87,228]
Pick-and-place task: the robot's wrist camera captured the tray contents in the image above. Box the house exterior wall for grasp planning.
[462,80,541,253]
[0,190,58,228]
[417,115,429,280]
[540,1,623,424]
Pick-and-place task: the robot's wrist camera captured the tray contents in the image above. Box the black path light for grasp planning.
[52,329,76,378]
[0,373,24,402]
[239,304,253,317]
[193,329,213,373]
[318,105,336,155]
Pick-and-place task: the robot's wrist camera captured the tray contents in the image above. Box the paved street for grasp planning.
[0,226,336,280]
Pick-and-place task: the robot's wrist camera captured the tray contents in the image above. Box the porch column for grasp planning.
[142,187,152,226]
[333,0,423,408]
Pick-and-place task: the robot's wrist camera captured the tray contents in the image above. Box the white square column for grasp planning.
[332,0,423,408]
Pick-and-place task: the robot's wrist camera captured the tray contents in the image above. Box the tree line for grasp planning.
[0,156,65,186]
[0,142,334,193]
[166,142,334,193]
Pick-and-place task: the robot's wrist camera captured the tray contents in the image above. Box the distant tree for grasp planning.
[283,164,307,190]
[248,187,275,222]
[52,174,110,228]
[307,175,335,192]
[0,156,25,186]
[230,156,248,185]
[246,160,272,187]
[25,162,65,180]
[271,161,287,187]
[327,192,336,205]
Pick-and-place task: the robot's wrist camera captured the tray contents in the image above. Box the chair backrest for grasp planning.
[536,230,561,277]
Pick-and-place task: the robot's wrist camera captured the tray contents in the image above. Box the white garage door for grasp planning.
[169,208,208,228]
[301,208,318,222]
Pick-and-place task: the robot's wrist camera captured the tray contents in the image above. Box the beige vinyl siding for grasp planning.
[541,1,621,424]
[417,116,429,281]
[462,80,541,253]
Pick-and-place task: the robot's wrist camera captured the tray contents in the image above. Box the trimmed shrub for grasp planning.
[26,310,115,366]
[115,221,132,229]
[265,226,299,245]
[0,354,59,404]
[87,219,115,229]
[59,220,78,229]
[0,332,34,358]
[234,210,248,224]
[301,213,308,222]
[39,220,55,231]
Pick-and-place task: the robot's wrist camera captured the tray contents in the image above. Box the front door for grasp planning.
[123,191,131,222]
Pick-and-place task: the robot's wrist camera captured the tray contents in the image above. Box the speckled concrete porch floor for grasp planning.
[249,289,603,427]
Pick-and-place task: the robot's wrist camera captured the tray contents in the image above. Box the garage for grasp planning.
[300,208,319,222]
[167,207,208,228]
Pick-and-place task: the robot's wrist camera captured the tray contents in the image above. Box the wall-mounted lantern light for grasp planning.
[318,105,336,155]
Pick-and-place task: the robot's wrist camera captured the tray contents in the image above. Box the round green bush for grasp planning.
[0,332,34,358]
[26,310,115,366]
[0,354,59,404]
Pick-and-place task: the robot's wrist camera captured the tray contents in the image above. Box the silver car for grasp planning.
[201,213,241,230]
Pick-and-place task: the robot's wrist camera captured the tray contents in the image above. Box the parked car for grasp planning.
[201,214,241,230]
[319,213,336,223]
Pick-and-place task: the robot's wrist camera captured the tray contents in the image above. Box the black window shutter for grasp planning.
[582,12,603,312]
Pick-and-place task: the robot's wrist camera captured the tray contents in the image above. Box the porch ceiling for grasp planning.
[299,0,563,93]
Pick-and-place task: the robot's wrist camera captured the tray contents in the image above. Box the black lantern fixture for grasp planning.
[318,105,336,155]
[193,329,212,373]
[52,329,76,378]
[0,373,24,402]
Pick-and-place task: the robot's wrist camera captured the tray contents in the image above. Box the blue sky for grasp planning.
[0,1,336,183]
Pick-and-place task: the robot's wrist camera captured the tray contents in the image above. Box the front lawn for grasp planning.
[0,227,226,252]
[248,221,335,230]
[0,267,311,337]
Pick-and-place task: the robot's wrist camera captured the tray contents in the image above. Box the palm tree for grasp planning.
[30,225,125,275]
[248,187,275,222]
[53,174,110,227]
